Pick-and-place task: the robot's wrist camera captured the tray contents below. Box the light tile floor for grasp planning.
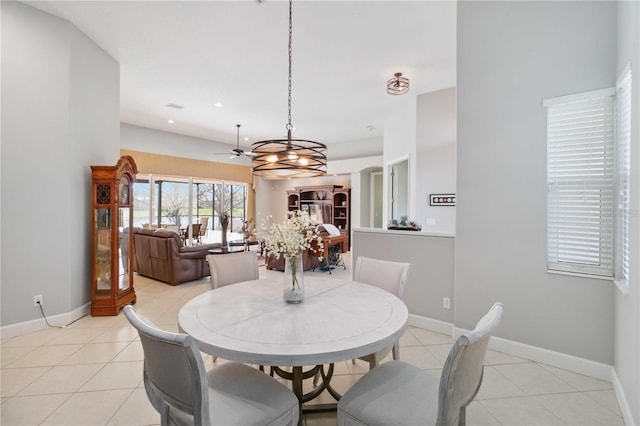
[1,253,624,425]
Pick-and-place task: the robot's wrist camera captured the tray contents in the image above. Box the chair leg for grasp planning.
[392,343,400,360]
[368,358,377,369]
[458,406,467,426]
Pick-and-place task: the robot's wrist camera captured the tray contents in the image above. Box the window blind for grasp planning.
[545,89,615,276]
[615,69,632,287]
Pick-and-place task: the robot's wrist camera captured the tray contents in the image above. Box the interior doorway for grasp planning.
[370,171,383,228]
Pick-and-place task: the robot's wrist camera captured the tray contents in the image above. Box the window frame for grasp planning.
[613,64,632,292]
[544,88,616,278]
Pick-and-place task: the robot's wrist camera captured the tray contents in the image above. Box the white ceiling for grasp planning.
[26,0,456,160]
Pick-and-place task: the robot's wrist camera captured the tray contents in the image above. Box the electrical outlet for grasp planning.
[33,294,43,307]
[443,297,451,309]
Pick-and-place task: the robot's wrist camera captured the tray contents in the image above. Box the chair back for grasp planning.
[165,224,180,233]
[123,305,210,425]
[199,217,209,236]
[437,302,503,426]
[207,251,259,289]
[354,256,411,300]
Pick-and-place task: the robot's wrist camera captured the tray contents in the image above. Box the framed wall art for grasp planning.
[430,193,456,206]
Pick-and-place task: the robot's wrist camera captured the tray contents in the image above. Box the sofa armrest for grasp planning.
[177,243,221,258]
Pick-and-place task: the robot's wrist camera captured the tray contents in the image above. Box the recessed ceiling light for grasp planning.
[214,102,223,108]
[244,137,250,141]
[168,119,175,124]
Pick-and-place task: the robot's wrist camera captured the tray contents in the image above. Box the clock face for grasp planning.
[119,177,129,205]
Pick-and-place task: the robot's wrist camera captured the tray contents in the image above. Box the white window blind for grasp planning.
[614,68,632,287]
[545,89,615,277]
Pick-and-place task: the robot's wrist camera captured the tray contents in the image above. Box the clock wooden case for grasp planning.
[90,155,137,316]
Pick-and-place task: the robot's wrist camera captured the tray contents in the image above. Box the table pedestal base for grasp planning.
[267,363,341,421]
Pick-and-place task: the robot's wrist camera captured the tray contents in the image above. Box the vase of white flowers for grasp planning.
[262,211,323,303]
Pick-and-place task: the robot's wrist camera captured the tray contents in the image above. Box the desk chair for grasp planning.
[206,252,260,362]
[199,217,209,239]
[165,224,180,233]
[337,303,504,426]
[354,256,410,368]
[313,256,410,386]
[206,251,259,290]
[123,305,299,426]
[181,224,202,245]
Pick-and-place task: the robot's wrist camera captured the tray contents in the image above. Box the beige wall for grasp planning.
[121,149,252,182]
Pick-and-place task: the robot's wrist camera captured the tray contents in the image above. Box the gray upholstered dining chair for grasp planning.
[123,305,299,426]
[353,256,411,368]
[206,251,259,290]
[337,302,504,426]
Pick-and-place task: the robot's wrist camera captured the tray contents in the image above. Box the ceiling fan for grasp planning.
[214,124,255,159]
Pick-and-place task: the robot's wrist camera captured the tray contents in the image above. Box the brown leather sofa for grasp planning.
[132,228,220,285]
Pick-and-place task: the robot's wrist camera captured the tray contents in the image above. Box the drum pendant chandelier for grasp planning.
[251,0,327,179]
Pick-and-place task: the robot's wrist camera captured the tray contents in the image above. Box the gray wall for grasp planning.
[1,2,120,326]
[352,229,455,322]
[416,88,456,233]
[456,1,616,363]
[614,0,640,422]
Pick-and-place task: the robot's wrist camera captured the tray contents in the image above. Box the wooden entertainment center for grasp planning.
[286,185,351,247]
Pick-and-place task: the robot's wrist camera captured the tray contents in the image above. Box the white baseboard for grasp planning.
[408,314,454,336]
[0,303,91,339]
[612,369,638,426]
[409,314,614,383]
[479,333,614,382]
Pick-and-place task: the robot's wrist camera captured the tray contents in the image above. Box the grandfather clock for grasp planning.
[90,155,137,316]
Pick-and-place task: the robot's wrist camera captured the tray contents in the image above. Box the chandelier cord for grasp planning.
[286,0,293,141]
[250,0,327,179]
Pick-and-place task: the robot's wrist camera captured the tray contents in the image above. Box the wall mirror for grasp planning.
[388,156,409,221]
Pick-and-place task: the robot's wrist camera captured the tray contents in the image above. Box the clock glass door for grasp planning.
[118,207,131,291]
[95,207,112,294]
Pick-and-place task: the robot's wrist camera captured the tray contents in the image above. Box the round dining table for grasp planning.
[178,276,408,410]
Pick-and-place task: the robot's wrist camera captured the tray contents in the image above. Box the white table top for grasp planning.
[178,277,408,366]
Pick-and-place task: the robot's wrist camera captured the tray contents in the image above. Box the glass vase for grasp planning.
[283,255,304,303]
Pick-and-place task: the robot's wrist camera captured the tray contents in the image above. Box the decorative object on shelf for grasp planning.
[387,72,409,95]
[387,219,422,231]
[429,193,456,206]
[251,0,327,179]
[241,218,255,243]
[262,210,323,303]
[220,213,229,248]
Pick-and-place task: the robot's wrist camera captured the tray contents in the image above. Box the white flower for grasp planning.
[261,211,323,259]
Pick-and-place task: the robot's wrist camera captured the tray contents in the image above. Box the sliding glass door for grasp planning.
[132,176,247,243]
